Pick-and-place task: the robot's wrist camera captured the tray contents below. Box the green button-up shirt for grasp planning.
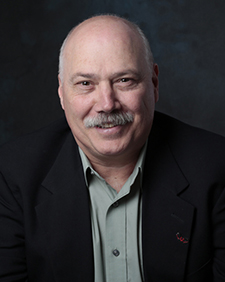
[79,143,147,282]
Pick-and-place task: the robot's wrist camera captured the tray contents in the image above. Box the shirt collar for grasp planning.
[78,140,148,187]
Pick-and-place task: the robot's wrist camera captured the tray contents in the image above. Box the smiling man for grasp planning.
[58,16,159,192]
[0,15,225,282]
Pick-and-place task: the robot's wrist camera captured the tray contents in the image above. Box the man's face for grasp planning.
[58,18,159,164]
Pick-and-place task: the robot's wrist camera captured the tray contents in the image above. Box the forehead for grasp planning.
[63,18,146,72]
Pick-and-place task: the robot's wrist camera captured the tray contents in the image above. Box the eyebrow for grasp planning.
[69,69,141,84]
[69,73,98,84]
[111,70,141,79]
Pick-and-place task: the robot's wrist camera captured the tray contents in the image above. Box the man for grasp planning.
[0,15,225,282]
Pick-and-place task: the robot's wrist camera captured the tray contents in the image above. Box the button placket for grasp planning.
[105,195,126,280]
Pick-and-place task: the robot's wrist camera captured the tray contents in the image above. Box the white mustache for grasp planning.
[84,111,134,128]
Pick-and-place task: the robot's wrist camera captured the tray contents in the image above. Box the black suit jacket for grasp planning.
[0,112,225,282]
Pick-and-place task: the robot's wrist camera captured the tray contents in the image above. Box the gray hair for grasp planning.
[58,14,154,83]
[84,111,134,128]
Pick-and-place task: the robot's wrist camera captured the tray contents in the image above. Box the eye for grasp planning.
[117,77,137,87]
[74,80,95,94]
[80,81,91,86]
[120,78,131,83]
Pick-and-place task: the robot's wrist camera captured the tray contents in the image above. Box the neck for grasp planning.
[78,141,144,192]
[91,159,138,193]
[84,148,141,193]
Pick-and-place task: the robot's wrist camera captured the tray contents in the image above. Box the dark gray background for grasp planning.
[1,0,225,145]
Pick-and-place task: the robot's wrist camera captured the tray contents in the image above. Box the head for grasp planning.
[58,15,159,165]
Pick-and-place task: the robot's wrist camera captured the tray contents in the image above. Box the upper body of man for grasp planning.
[0,15,225,282]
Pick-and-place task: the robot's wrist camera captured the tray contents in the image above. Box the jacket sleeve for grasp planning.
[0,171,27,281]
[212,186,225,281]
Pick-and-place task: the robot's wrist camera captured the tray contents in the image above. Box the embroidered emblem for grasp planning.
[176,232,189,244]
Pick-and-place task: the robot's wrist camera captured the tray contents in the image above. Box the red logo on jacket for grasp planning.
[176,232,189,244]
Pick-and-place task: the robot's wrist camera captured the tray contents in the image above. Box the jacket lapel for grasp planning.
[35,133,94,281]
[142,125,195,282]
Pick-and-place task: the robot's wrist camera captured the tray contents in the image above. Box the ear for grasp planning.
[58,75,65,110]
[152,63,159,103]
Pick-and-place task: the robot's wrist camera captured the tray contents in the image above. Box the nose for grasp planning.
[94,82,120,113]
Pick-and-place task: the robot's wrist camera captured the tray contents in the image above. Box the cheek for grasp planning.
[141,86,156,109]
[66,96,95,123]
[126,91,152,115]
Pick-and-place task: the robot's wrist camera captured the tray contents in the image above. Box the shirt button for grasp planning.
[112,249,120,257]
[112,201,119,208]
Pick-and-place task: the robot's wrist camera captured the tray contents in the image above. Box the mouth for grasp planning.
[96,123,117,129]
